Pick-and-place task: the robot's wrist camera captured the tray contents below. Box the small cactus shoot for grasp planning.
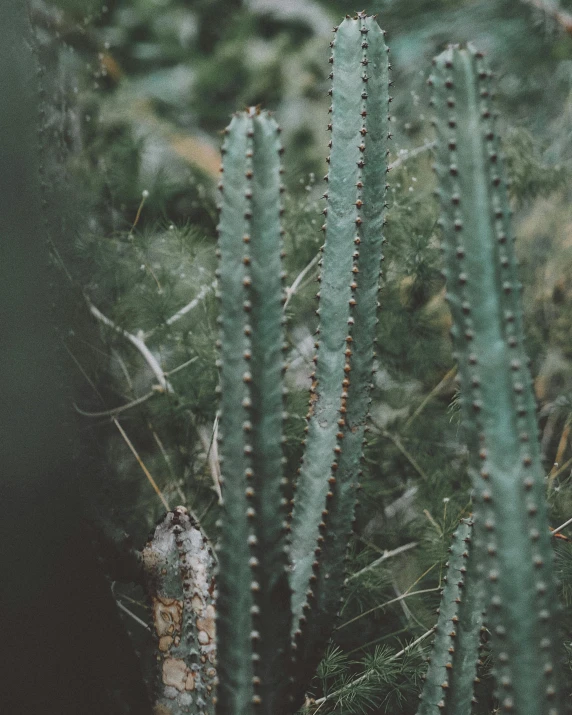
[417,519,485,715]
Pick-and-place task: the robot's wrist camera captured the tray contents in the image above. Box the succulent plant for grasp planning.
[144,12,391,715]
[141,26,568,715]
[143,508,217,714]
[9,2,567,710]
[417,519,485,715]
[288,11,390,699]
[423,43,564,715]
[215,104,292,715]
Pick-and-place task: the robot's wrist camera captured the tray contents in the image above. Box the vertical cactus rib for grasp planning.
[417,520,484,715]
[247,110,292,713]
[142,508,216,715]
[289,11,389,693]
[430,45,563,714]
[216,111,254,714]
[216,107,290,715]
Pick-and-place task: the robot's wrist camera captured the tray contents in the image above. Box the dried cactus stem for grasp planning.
[216,107,291,715]
[142,508,217,715]
[431,44,563,714]
[289,12,389,699]
[417,519,484,715]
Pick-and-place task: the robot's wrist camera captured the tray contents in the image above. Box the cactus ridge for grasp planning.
[142,508,217,714]
[288,14,389,688]
[216,107,291,714]
[417,519,484,715]
[431,44,563,713]
[289,13,390,691]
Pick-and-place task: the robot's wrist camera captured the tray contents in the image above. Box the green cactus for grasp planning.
[417,519,485,715]
[19,5,569,712]
[430,44,563,714]
[215,106,291,715]
[289,12,390,692]
[210,13,390,713]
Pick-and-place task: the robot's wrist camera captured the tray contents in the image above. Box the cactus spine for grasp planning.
[289,13,389,689]
[417,520,485,715]
[430,44,563,713]
[216,107,291,715]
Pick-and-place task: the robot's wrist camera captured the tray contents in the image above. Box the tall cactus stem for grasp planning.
[289,12,389,697]
[142,508,217,715]
[216,107,291,715]
[417,519,485,715]
[430,44,563,714]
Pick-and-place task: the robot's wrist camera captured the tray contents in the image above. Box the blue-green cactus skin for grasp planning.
[289,16,389,687]
[430,44,563,714]
[417,520,484,715]
[216,107,291,715]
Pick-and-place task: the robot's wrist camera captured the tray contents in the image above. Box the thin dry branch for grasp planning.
[113,417,170,511]
[89,301,173,393]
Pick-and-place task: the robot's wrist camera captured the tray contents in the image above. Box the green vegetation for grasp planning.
[6,0,572,712]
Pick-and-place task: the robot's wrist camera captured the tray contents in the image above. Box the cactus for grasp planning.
[1,2,152,712]
[16,4,569,711]
[209,13,390,714]
[289,12,390,694]
[215,105,292,715]
[146,21,568,715]
[417,519,485,715]
[142,507,217,714]
[429,44,564,714]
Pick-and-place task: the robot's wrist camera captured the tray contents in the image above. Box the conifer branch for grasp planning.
[388,140,436,171]
[113,417,171,511]
[336,588,440,631]
[371,420,429,480]
[284,254,319,308]
[552,515,572,535]
[312,628,435,708]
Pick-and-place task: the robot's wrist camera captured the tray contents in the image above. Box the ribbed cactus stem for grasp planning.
[430,44,563,714]
[216,107,291,715]
[417,519,484,715]
[142,508,217,714]
[288,12,390,698]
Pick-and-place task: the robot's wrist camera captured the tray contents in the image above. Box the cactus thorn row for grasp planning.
[215,107,291,715]
[417,519,485,715]
[288,14,390,699]
[431,43,564,714]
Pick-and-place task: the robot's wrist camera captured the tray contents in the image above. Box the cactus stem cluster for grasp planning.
[140,21,567,715]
